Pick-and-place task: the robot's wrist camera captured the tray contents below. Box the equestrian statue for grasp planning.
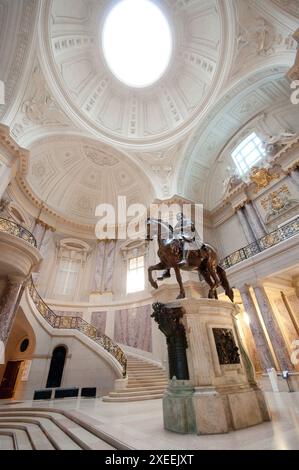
[146,213,234,302]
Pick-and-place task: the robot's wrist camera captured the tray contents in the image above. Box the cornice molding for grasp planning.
[0,124,29,174]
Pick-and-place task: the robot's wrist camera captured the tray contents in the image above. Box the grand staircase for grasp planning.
[103,355,168,402]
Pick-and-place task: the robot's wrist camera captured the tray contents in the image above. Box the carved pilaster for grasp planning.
[92,240,106,293]
[103,240,116,292]
[236,206,256,243]
[0,277,24,346]
[253,284,294,371]
[290,168,299,186]
[239,286,275,371]
[244,202,266,239]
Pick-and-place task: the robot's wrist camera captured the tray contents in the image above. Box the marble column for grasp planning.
[290,168,299,187]
[293,275,299,300]
[236,206,256,243]
[280,291,299,336]
[103,240,116,292]
[244,202,266,239]
[253,284,294,371]
[0,163,12,199]
[105,310,115,339]
[239,286,275,371]
[0,277,24,361]
[92,241,105,292]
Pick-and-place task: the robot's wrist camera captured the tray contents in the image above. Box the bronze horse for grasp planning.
[146,218,234,302]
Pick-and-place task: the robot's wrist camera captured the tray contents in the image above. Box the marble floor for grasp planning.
[1,391,299,449]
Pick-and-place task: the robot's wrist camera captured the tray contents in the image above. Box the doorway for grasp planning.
[46,346,67,388]
[0,361,22,399]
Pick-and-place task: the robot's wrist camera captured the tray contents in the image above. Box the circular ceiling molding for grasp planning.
[40,0,233,146]
[24,136,155,225]
[102,0,172,88]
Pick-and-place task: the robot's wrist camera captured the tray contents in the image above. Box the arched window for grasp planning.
[54,239,90,300]
[127,255,145,293]
[46,346,67,388]
[231,132,266,176]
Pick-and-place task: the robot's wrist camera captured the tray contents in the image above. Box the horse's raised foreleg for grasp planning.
[174,266,185,299]
[148,262,167,290]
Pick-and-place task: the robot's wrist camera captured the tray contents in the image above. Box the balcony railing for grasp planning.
[221,216,299,269]
[28,279,127,377]
[0,217,37,247]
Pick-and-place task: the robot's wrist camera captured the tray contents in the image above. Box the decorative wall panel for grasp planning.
[114,305,152,352]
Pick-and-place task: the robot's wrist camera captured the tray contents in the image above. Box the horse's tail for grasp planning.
[216,265,234,302]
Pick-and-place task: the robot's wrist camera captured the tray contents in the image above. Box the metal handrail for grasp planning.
[221,216,299,269]
[28,278,127,377]
[0,217,37,247]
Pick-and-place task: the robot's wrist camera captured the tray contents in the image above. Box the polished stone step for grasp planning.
[0,427,35,449]
[0,412,79,449]
[126,384,168,391]
[109,389,165,397]
[128,371,166,376]
[103,394,164,402]
[126,379,168,388]
[0,431,16,450]
[103,355,167,402]
[0,420,55,450]
[0,409,120,450]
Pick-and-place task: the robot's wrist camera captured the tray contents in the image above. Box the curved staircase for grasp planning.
[103,356,168,402]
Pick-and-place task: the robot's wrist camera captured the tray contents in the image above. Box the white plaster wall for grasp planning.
[17,295,119,400]
[215,213,248,258]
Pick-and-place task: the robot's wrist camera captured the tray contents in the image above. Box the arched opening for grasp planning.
[0,308,36,399]
[46,346,67,388]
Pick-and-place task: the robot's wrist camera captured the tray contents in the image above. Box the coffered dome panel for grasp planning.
[24,136,155,225]
[39,0,233,145]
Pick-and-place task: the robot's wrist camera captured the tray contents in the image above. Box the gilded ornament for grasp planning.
[249,166,279,192]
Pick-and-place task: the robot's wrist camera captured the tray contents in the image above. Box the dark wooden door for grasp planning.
[0,361,22,399]
[46,346,66,388]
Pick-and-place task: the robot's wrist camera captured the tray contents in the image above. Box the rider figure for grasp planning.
[157,212,205,280]
[174,212,204,267]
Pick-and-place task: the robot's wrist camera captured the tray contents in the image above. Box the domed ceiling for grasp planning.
[39,0,232,145]
[1,0,298,232]
[22,136,154,225]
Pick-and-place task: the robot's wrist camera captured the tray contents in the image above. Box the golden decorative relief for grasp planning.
[260,185,298,222]
[261,185,290,210]
[249,166,280,192]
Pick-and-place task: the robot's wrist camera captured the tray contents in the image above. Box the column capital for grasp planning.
[248,279,265,290]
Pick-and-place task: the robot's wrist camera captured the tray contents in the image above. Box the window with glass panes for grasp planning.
[126,255,145,294]
[55,258,80,296]
[231,132,266,176]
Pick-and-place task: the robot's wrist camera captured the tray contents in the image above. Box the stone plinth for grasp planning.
[151,280,205,304]
[152,297,271,435]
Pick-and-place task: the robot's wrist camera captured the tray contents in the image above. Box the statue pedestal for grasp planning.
[152,297,271,435]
